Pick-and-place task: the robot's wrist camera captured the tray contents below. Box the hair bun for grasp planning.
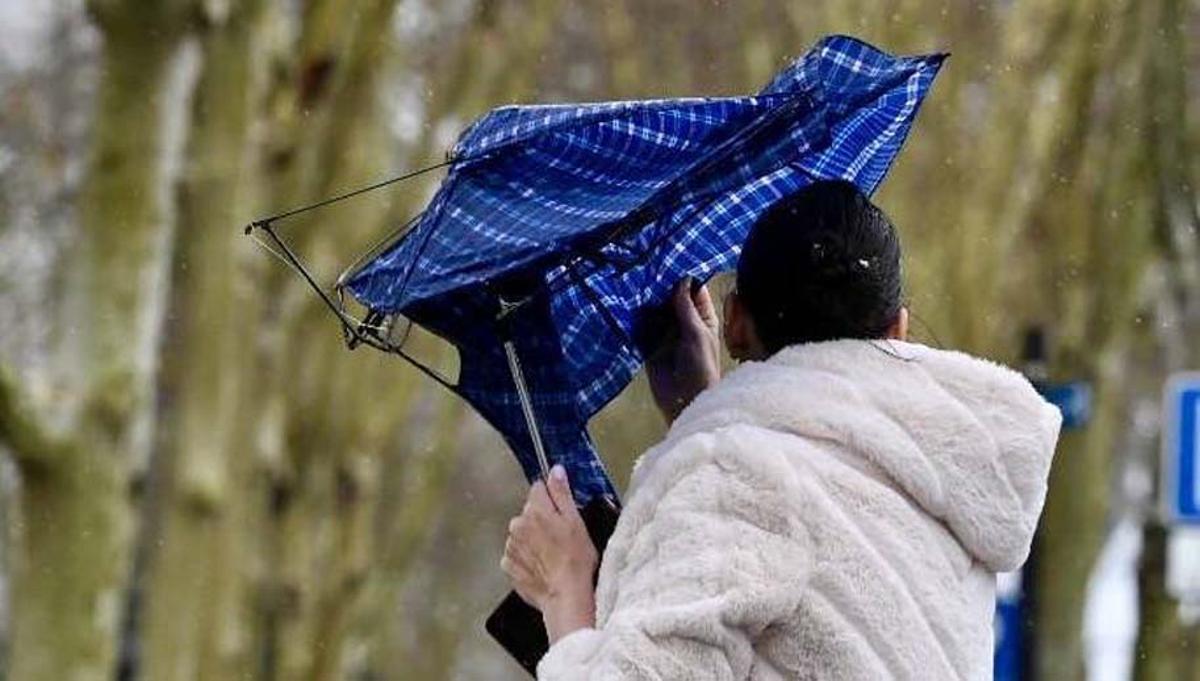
[807,237,855,281]
[735,179,903,351]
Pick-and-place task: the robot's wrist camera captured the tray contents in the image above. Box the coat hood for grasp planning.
[661,340,1062,572]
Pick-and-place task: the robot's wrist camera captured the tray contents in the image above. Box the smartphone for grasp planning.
[486,496,621,677]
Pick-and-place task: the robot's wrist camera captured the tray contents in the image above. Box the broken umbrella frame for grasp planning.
[248,178,734,486]
[246,154,583,486]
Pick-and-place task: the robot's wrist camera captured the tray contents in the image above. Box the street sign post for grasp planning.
[1163,373,1200,636]
[1167,527,1200,625]
[1163,374,1200,524]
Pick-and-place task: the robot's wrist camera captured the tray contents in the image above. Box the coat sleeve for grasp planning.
[537,428,812,680]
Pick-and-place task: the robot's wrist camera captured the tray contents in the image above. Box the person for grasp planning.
[500,179,1061,680]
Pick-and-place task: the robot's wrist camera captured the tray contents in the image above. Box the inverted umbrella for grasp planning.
[247,35,945,507]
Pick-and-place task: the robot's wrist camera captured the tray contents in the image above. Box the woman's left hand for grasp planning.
[502,464,598,643]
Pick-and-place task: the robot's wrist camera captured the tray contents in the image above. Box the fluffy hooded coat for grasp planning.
[537,340,1062,680]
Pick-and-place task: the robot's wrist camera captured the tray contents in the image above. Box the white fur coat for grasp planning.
[537,340,1061,680]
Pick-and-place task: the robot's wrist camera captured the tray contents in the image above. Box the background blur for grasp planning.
[0,0,1198,680]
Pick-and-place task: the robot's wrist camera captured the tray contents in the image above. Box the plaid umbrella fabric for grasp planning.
[342,35,946,503]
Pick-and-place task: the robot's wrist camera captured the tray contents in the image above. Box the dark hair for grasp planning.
[735,179,903,354]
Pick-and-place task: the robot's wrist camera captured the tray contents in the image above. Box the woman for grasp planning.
[501,180,1061,680]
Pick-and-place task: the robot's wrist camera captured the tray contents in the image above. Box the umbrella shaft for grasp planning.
[503,340,552,480]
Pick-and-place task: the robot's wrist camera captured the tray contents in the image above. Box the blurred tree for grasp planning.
[137,1,268,679]
[0,0,192,679]
[1133,0,1200,677]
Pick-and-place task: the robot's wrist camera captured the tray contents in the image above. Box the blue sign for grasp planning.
[1164,374,1200,524]
[1040,381,1092,430]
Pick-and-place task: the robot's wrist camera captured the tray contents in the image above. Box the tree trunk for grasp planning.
[137,2,266,680]
[2,2,189,679]
[257,1,405,678]
[1133,0,1200,677]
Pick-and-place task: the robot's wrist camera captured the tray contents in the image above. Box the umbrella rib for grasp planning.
[363,332,458,392]
[248,159,455,227]
[249,224,459,392]
[252,223,360,337]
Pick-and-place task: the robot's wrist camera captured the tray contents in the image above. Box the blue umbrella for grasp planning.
[248,35,945,506]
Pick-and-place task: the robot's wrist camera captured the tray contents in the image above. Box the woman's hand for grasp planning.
[645,278,722,424]
[502,465,598,644]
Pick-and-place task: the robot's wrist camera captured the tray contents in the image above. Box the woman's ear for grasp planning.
[723,291,761,361]
[887,306,909,341]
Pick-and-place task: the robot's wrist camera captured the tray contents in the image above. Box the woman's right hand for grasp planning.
[645,278,722,424]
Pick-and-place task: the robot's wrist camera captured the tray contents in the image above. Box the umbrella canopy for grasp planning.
[332,35,945,503]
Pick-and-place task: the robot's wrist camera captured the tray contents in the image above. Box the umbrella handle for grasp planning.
[503,339,553,483]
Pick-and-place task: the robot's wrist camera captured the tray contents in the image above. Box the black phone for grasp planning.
[486,496,621,677]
